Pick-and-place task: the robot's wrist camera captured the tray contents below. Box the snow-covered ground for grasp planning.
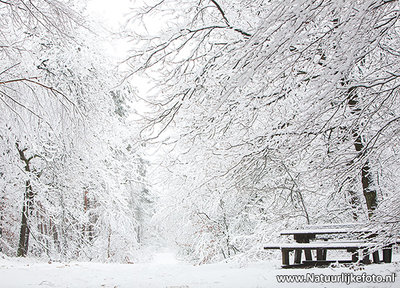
[1,251,399,288]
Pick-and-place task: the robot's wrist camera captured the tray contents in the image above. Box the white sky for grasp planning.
[87,0,132,30]
[86,0,132,60]
[86,0,158,121]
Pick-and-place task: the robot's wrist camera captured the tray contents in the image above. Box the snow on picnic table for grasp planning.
[0,252,400,288]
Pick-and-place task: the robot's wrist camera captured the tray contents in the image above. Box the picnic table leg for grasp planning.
[294,234,313,261]
[362,249,370,264]
[282,249,290,266]
[322,249,327,260]
[304,249,313,261]
[316,249,327,260]
[349,249,358,262]
[294,249,302,264]
[316,249,324,261]
[383,247,392,263]
[372,251,379,263]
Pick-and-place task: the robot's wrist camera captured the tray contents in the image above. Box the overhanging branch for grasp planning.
[209,0,252,38]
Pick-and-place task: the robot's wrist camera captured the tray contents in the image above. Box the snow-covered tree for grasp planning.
[0,0,150,262]
[128,0,400,262]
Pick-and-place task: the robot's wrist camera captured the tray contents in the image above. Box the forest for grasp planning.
[1,0,400,269]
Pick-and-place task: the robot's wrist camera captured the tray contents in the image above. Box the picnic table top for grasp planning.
[281,226,373,235]
[278,242,378,249]
[306,222,367,228]
[280,228,365,235]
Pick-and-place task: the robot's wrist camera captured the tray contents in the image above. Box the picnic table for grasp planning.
[264,223,397,267]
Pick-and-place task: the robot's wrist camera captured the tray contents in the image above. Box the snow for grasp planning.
[1,252,400,288]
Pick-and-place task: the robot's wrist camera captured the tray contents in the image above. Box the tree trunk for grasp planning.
[82,190,94,242]
[347,177,360,221]
[16,143,35,257]
[0,193,3,252]
[348,93,377,218]
[360,160,377,218]
[17,182,33,257]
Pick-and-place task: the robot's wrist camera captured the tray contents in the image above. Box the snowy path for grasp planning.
[1,252,399,288]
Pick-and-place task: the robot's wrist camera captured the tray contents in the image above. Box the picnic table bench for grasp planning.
[264,223,397,268]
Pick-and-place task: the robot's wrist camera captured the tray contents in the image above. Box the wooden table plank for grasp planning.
[279,242,377,249]
[280,228,368,235]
